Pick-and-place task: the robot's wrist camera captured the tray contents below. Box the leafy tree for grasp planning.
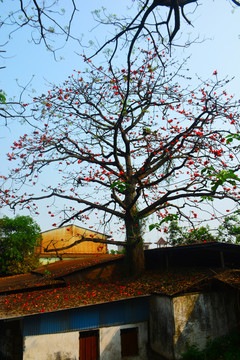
[0,90,6,104]
[217,215,240,243]
[167,221,216,245]
[1,51,240,275]
[167,220,186,246]
[182,226,216,244]
[0,215,41,275]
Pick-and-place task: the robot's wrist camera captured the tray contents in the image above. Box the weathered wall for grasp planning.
[100,322,148,360]
[149,290,239,360]
[173,290,239,359]
[23,322,148,360]
[40,225,107,256]
[149,295,175,359]
[23,331,79,360]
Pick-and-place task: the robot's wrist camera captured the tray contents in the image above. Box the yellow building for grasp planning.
[37,225,108,263]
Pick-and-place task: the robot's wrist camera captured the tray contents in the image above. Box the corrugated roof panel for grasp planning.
[124,297,149,323]
[39,311,70,334]
[99,301,125,327]
[99,297,149,327]
[70,307,99,330]
[23,296,150,336]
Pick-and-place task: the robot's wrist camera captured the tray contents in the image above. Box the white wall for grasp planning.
[23,332,79,360]
[100,322,148,360]
[23,322,148,360]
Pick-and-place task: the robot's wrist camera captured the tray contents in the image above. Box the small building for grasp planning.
[156,237,169,248]
[1,242,240,360]
[37,225,109,263]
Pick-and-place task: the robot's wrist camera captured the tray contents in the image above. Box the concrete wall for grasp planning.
[23,322,148,360]
[149,290,239,360]
[23,332,79,360]
[173,290,239,359]
[149,295,175,359]
[100,322,148,360]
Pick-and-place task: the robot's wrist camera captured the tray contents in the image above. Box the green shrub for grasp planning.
[181,331,240,360]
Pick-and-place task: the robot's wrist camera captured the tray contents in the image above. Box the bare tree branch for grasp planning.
[1,51,240,274]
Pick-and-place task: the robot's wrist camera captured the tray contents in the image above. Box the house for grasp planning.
[1,242,240,360]
[37,225,109,263]
[156,237,169,248]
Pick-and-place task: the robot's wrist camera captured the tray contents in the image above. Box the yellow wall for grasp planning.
[40,225,107,255]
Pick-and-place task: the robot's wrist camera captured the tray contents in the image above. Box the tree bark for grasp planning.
[124,208,145,276]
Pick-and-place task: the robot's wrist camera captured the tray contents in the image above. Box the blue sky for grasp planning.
[0,0,240,244]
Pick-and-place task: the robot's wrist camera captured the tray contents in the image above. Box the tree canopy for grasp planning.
[217,215,240,244]
[90,0,240,67]
[0,215,41,275]
[0,0,78,65]
[167,221,216,245]
[166,216,240,245]
[1,50,240,274]
[1,0,240,69]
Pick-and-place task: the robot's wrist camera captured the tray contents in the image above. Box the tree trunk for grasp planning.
[124,210,145,276]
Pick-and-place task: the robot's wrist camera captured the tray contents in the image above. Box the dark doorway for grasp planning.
[120,327,139,357]
[79,330,99,360]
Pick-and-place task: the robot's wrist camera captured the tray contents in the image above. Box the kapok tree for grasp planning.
[1,51,240,275]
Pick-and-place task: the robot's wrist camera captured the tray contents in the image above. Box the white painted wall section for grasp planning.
[100,322,148,360]
[23,331,79,360]
[23,322,148,360]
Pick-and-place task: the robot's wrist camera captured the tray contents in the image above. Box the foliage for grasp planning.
[166,216,240,246]
[167,220,187,246]
[182,226,216,244]
[0,90,6,104]
[0,215,41,275]
[166,221,216,245]
[1,51,240,274]
[217,215,240,243]
[6,252,40,276]
[109,249,126,255]
[181,330,240,360]
[181,344,202,360]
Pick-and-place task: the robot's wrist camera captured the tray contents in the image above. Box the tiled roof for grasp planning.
[0,273,64,294]
[156,237,168,245]
[1,265,240,320]
[1,243,240,320]
[32,254,123,278]
[0,254,122,294]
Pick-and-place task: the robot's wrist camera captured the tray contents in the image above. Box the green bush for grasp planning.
[181,331,240,360]
[0,215,41,275]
